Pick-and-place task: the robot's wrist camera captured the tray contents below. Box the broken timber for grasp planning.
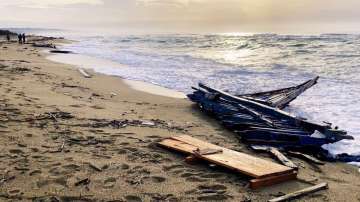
[158,135,297,189]
[238,77,320,109]
[268,182,328,202]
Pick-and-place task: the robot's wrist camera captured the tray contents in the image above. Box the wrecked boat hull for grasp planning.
[188,82,353,152]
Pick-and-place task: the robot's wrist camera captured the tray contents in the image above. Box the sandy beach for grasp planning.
[0,36,360,202]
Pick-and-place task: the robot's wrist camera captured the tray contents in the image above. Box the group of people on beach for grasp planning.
[18,33,26,44]
[4,33,26,44]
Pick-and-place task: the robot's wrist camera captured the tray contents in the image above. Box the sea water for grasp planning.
[23,29,360,157]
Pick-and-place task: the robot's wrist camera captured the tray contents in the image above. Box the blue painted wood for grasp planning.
[187,83,354,153]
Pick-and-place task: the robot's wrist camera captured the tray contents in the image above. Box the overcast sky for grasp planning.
[1,0,360,34]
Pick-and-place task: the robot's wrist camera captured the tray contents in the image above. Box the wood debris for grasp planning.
[79,68,92,78]
[288,151,325,165]
[158,135,297,189]
[251,145,298,169]
[268,182,328,202]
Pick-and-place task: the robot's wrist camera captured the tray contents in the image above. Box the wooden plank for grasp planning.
[250,171,297,189]
[268,182,328,202]
[158,135,294,179]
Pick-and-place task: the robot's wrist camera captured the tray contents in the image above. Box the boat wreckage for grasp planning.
[188,77,358,162]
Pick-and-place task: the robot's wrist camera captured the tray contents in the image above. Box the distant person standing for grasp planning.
[18,34,22,44]
[22,33,26,44]
[6,33,10,42]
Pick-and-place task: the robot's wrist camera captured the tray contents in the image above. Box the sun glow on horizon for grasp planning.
[1,0,360,34]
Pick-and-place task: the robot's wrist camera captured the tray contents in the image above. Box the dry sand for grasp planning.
[0,36,359,202]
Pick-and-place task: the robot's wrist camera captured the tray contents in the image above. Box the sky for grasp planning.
[1,0,360,34]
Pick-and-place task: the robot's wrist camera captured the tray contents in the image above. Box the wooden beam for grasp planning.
[268,182,328,202]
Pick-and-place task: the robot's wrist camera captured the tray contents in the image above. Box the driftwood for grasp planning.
[32,43,56,49]
[50,50,73,54]
[78,69,92,78]
[268,182,328,202]
[251,145,298,169]
[288,151,325,165]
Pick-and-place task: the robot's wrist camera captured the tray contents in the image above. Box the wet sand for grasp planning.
[0,36,359,201]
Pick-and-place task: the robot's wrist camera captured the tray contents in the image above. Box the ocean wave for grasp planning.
[59,32,360,155]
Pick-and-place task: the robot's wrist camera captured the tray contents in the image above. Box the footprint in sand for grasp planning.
[62,164,80,170]
[197,194,230,201]
[121,163,130,170]
[53,176,68,187]
[119,142,130,146]
[163,164,185,171]
[195,184,230,201]
[151,176,166,183]
[185,176,208,182]
[117,149,128,154]
[198,184,227,192]
[29,170,42,176]
[125,195,142,202]
[180,172,196,178]
[200,173,224,179]
[103,177,117,189]
[146,135,161,139]
[9,149,24,154]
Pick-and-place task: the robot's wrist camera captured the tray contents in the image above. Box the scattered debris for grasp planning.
[45,111,74,120]
[11,67,31,73]
[268,182,328,202]
[158,135,297,189]
[80,118,184,132]
[251,145,298,169]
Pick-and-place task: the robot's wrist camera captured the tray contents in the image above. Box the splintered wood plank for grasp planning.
[158,135,294,179]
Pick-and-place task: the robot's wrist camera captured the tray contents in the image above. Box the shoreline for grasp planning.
[0,36,360,201]
[46,50,187,99]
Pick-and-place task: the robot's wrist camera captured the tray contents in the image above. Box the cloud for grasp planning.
[136,0,203,7]
[0,0,104,8]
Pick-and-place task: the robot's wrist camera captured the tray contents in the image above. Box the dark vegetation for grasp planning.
[0,29,17,36]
